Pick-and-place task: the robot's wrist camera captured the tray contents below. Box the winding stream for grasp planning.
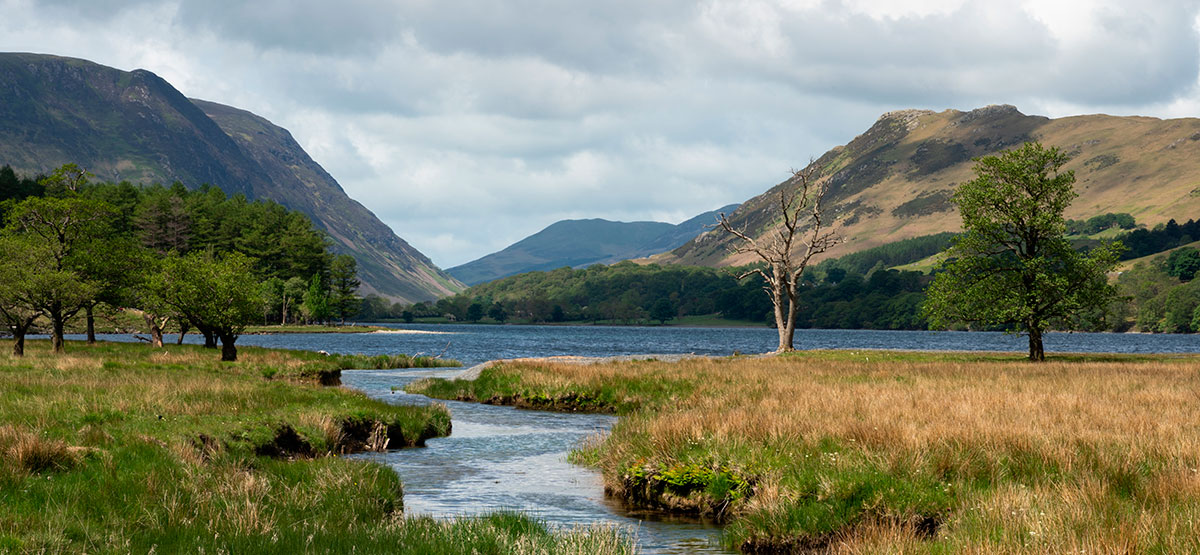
[343,367,732,554]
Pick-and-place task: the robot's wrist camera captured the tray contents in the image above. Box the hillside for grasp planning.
[447,204,736,285]
[0,52,463,302]
[662,105,1200,267]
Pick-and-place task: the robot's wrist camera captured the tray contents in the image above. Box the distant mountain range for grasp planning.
[661,105,1200,267]
[0,52,463,302]
[447,204,738,285]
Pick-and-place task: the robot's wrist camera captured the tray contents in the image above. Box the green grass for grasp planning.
[408,360,696,414]
[0,340,632,553]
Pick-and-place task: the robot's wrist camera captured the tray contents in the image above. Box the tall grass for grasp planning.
[0,340,631,553]
[413,350,1200,552]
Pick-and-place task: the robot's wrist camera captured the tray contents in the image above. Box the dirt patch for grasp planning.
[254,424,314,459]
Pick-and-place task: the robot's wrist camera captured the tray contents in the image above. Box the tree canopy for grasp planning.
[922,142,1123,361]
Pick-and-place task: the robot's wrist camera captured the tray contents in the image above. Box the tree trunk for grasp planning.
[85,304,96,344]
[50,312,65,353]
[774,304,792,352]
[781,301,797,353]
[201,327,217,349]
[8,316,36,356]
[219,333,238,362]
[772,280,794,353]
[141,313,165,348]
[1028,328,1045,362]
[12,329,26,356]
[177,320,190,345]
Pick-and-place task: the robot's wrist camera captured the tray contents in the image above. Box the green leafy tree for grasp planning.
[149,251,262,361]
[466,302,484,322]
[329,254,362,324]
[5,195,115,352]
[1166,247,1200,282]
[301,274,330,325]
[0,236,45,356]
[73,235,141,344]
[650,298,675,325]
[259,277,285,325]
[487,302,508,323]
[923,143,1123,361]
[282,276,307,325]
[39,163,91,196]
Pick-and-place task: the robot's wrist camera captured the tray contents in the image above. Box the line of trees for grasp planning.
[371,260,932,331]
[0,164,361,360]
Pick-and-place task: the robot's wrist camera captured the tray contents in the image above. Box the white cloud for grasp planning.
[2,0,1199,267]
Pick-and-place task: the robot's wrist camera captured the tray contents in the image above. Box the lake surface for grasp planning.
[58,325,1197,553]
[73,324,1200,365]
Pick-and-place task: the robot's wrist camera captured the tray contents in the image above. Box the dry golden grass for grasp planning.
[471,352,1200,551]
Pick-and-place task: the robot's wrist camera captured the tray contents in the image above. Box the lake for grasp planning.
[73,324,1197,364]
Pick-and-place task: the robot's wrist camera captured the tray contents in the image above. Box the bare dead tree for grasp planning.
[718,164,838,352]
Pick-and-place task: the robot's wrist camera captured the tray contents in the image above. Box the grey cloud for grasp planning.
[173,0,406,55]
[6,0,1200,266]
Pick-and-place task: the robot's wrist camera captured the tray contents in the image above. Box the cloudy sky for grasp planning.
[3,0,1200,267]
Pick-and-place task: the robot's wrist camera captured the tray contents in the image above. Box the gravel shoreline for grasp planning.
[450,353,716,380]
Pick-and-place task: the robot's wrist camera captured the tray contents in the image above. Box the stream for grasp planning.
[343,367,732,554]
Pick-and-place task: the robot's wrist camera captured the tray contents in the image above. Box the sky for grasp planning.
[3,0,1200,268]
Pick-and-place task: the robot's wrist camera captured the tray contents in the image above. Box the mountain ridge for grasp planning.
[447,204,737,285]
[0,52,463,302]
[660,105,1200,267]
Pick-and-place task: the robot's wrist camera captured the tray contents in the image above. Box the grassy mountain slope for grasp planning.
[662,105,1200,267]
[447,204,738,286]
[0,52,463,302]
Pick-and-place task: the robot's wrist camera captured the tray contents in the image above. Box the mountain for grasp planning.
[447,204,738,285]
[661,105,1200,267]
[0,52,463,302]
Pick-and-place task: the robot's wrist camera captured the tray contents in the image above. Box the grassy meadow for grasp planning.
[0,340,634,554]
[411,350,1200,552]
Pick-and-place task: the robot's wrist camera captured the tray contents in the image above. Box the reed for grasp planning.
[413,350,1200,552]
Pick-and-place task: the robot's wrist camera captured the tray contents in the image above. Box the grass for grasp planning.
[411,350,1200,552]
[0,340,633,554]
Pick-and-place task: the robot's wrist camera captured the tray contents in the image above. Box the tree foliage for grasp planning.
[329,254,362,324]
[922,143,1123,361]
[0,164,358,357]
[148,251,262,361]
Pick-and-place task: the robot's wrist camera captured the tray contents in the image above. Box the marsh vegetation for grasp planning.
[0,340,634,554]
[412,351,1200,552]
